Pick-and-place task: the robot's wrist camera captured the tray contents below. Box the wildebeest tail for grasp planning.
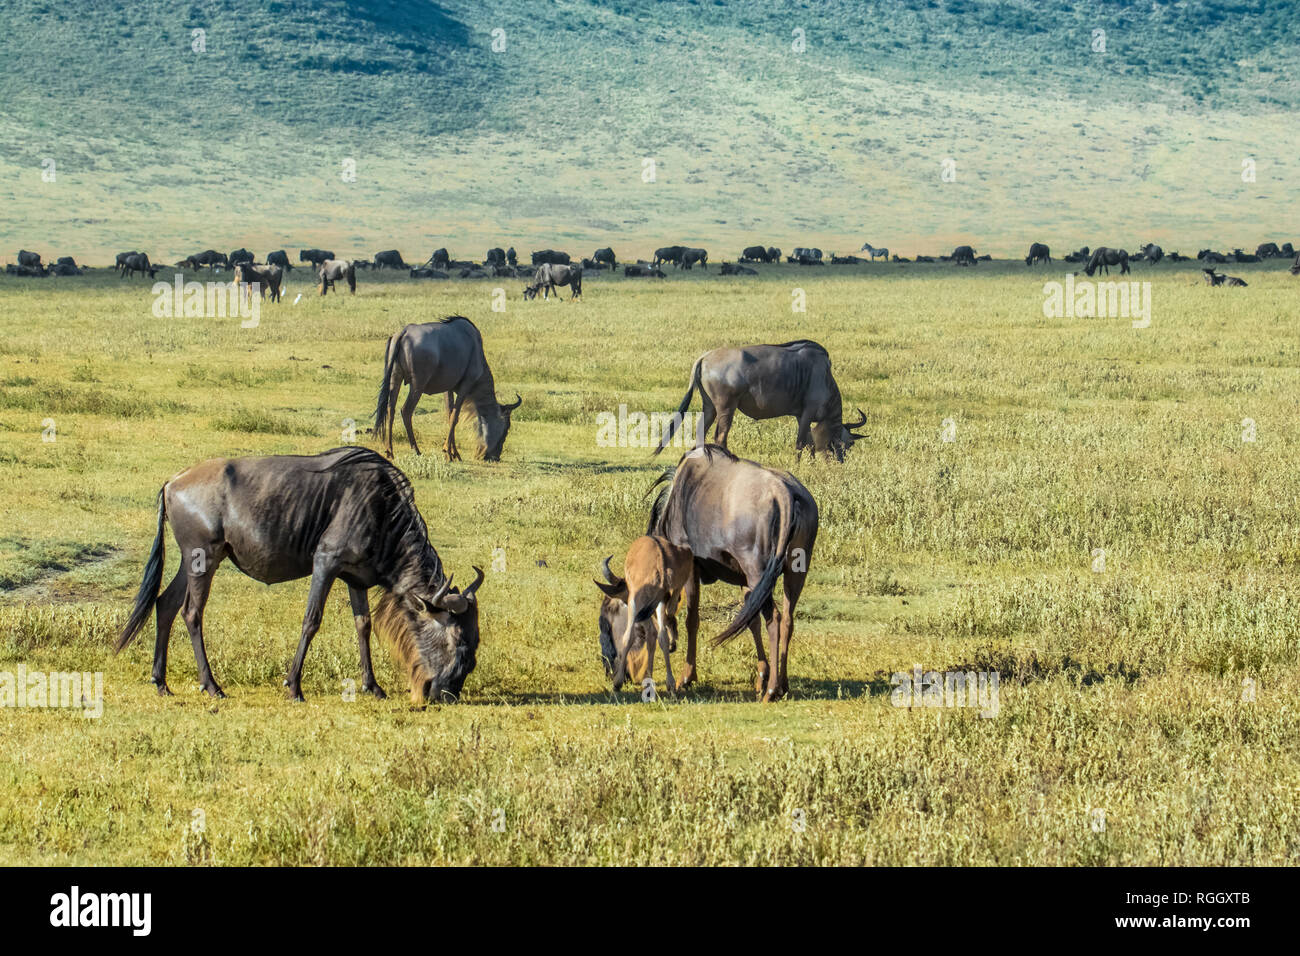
[653,356,703,455]
[115,486,167,654]
[712,490,792,645]
[372,329,402,435]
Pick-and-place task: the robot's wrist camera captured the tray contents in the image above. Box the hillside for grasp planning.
[1,0,1297,261]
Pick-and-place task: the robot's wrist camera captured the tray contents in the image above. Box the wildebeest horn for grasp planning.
[429,575,453,607]
[502,393,522,411]
[463,566,485,599]
[601,556,623,586]
[847,407,867,430]
[594,555,627,597]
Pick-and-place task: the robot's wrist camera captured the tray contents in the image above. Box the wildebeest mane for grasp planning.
[771,339,828,355]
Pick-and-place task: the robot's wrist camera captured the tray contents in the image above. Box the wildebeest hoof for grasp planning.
[363,683,388,699]
[154,680,173,697]
[201,683,227,699]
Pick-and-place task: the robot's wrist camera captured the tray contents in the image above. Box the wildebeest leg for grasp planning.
[776,571,806,699]
[152,570,186,696]
[445,392,467,461]
[676,570,699,691]
[694,395,716,449]
[284,557,338,702]
[400,388,423,456]
[762,596,782,701]
[713,406,736,449]
[349,584,385,699]
[749,611,769,697]
[794,412,815,462]
[181,567,224,698]
[656,604,675,695]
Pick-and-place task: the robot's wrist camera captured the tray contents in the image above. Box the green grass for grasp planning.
[2,0,1300,262]
[1,260,1298,864]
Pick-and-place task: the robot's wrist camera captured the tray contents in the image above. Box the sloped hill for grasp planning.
[1,0,1297,261]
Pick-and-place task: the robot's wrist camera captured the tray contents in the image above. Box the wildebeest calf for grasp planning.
[1203,268,1247,287]
[318,259,356,296]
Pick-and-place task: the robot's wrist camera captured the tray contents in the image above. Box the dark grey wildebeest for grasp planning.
[531,249,571,266]
[116,251,140,274]
[299,248,334,267]
[1137,243,1163,264]
[114,447,483,704]
[318,258,356,295]
[1025,242,1051,266]
[740,245,769,263]
[266,249,293,271]
[373,249,409,270]
[653,246,685,269]
[1085,247,1131,276]
[373,315,522,461]
[679,248,708,270]
[17,250,42,268]
[951,245,977,266]
[234,262,284,302]
[592,247,616,269]
[523,262,582,300]
[636,444,818,700]
[655,340,866,461]
[120,253,156,279]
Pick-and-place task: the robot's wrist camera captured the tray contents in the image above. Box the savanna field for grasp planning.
[1,260,1298,865]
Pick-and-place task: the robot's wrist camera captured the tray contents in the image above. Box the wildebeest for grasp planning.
[299,248,334,268]
[951,245,977,266]
[113,447,483,704]
[592,247,616,269]
[120,253,157,279]
[645,445,818,700]
[317,259,356,295]
[1168,252,1191,262]
[656,340,865,461]
[373,249,409,270]
[653,246,685,269]
[1197,249,1227,263]
[17,250,42,268]
[1025,242,1051,266]
[49,260,83,276]
[719,262,758,275]
[1084,247,1130,276]
[1203,268,1247,287]
[531,249,571,266]
[5,263,47,277]
[830,254,864,265]
[506,247,517,266]
[860,243,889,261]
[679,248,708,270]
[594,536,694,694]
[266,249,292,272]
[1256,242,1281,259]
[229,248,254,267]
[1291,253,1300,276]
[409,267,449,279]
[427,248,451,270]
[740,245,770,263]
[523,262,582,300]
[234,262,284,302]
[486,247,506,267]
[790,247,823,262]
[1231,248,1261,263]
[624,264,665,277]
[1136,243,1163,264]
[1281,243,1295,258]
[184,249,229,271]
[766,247,781,263]
[115,251,140,274]
[373,316,522,461]
[1063,246,1091,263]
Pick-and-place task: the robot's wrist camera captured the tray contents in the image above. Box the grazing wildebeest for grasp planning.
[486,247,506,267]
[1256,242,1281,259]
[624,264,665,277]
[409,267,448,279]
[523,262,582,300]
[373,249,409,270]
[594,536,694,695]
[427,248,451,270]
[1025,242,1052,266]
[114,447,483,704]
[766,247,781,263]
[1136,243,1163,264]
[679,248,708,271]
[1084,247,1130,276]
[183,249,228,271]
[740,245,769,263]
[373,316,521,461]
[860,243,889,261]
[656,340,866,461]
[229,248,254,267]
[266,249,292,272]
[531,249,571,266]
[719,262,758,275]
[317,258,356,295]
[17,250,42,268]
[645,445,818,700]
[1203,268,1247,287]
[299,248,334,268]
[115,251,140,274]
[653,246,685,269]
[592,247,616,269]
[951,245,977,266]
[789,248,824,265]
[234,262,284,302]
[120,253,157,279]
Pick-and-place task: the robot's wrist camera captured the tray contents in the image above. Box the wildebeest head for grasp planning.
[474,393,522,461]
[593,556,658,689]
[811,407,867,461]
[376,567,485,704]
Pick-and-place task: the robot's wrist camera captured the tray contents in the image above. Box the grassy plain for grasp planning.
[1,259,1298,865]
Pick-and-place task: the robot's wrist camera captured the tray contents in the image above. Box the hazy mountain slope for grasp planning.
[1,0,1296,260]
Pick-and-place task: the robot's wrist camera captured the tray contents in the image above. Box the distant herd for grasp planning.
[7,237,1297,296]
